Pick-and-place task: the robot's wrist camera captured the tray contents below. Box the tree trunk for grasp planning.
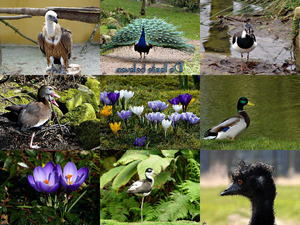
[141,0,147,15]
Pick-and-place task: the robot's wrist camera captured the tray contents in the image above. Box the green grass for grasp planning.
[100,0,199,40]
[100,219,199,225]
[200,137,300,150]
[98,75,200,150]
[201,186,300,225]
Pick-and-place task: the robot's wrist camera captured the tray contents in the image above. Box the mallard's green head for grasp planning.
[237,97,255,111]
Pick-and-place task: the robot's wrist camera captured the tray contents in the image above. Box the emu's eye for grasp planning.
[238,179,243,185]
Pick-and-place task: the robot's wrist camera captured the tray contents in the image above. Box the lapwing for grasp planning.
[127,168,157,222]
[232,20,257,70]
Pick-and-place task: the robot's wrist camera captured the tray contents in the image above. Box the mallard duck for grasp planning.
[204,97,255,140]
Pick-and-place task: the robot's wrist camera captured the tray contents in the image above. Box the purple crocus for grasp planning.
[181,112,194,121]
[57,162,89,193]
[168,97,180,105]
[134,137,147,147]
[107,92,120,106]
[27,162,60,193]
[148,100,169,112]
[168,112,181,124]
[145,112,165,123]
[178,94,192,107]
[100,91,112,105]
[189,114,200,124]
[117,110,131,122]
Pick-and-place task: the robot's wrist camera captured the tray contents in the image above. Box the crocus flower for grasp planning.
[181,112,194,121]
[107,92,120,106]
[168,97,180,105]
[134,137,147,147]
[168,112,181,124]
[100,91,111,105]
[57,162,89,193]
[145,112,165,123]
[115,90,125,99]
[155,112,166,122]
[117,110,131,122]
[189,114,200,124]
[172,104,182,113]
[162,119,172,138]
[110,122,122,135]
[178,94,192,111]
[100,105,113,117]
[124,90,134,100]
[130,105,144,117]
[148,100,169,112]
[28,162,60,193]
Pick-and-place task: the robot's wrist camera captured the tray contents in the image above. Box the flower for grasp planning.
[148,100,169,112]
[178,94,192,107]
[100,91,111,105]
[168,112,181,124]
[168,97,180,105]
[162,119,172,138]
[110,122,122,134]
[27,162,60,193]
[130,105,144,117]
[107,92,120,106]
[181,112,194,121]
[145,112,165,123]
[172,104,182,113]
[115,90,125,99]
[117,110,131,122]
[189,114,200,124]
[134,137,147,146]
[57,162,89,193]
[100,105,113,117]
[124,90,134,100]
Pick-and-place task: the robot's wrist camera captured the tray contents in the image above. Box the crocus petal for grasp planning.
[33,166,47,182]
[36,181,52,193]
[48,170,59,186]
[48,183,60,193]
[75,167,89,186]
[63,162,78,183]
[59,174,68,188]
[28,175,41,192]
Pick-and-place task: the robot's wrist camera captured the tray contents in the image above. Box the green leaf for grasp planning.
[112,160,140,192]
[3,156,12,168]
[161,150,178,158]
[100,166,125,189]
[153,171,175,189]
[177,180,200,203]
[25,150,37,157]
[137,155,172,179]
[55,152,64,165]
[114,150,148,166]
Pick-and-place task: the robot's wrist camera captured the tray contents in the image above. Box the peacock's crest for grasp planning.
[101,18,195,53]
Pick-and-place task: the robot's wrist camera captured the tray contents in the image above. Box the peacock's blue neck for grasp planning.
[136,29,147,47]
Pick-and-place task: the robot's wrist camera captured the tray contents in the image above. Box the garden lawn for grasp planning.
[98,75,200,150]
[200,137,300,150]
[100,0,200,40]
[201,186,300,225]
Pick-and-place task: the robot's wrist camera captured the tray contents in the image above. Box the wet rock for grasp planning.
[85,78,101,105]
[293,7,300,70]
[60,103,96,127]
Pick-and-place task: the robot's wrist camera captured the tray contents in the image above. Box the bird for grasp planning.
[126,167,157,222]
[232,19,257,71]
[2,86,60,149]
[100,18,195,58]
[221,161,276,225]
[134,25,152,59]
[204,97,255,140]
[38,10,72,74]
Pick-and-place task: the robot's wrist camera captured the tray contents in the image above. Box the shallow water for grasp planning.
[200,0,290,65]
[201,76,300,141]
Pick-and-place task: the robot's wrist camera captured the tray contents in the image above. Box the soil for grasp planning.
[0,44,100,75]
[0,76,87,150]
[201,17,297,75]
[100,39,199,75]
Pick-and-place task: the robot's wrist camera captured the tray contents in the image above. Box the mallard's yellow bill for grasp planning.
[248,101,255,106]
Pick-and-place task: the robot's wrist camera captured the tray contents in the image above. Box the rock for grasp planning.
[60,103,96,127]
[85,78,101,105]
[101,17,122,29]
[294,7,300,70]
[58,84,98,112]
[103,35,111,43]
[107,29,118,37]
[75,119,104,149]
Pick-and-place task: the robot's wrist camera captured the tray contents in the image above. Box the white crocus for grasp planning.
[124,90,134,109]
[162,119,172,138]
[173,104,182,113]
[130,105,144,117]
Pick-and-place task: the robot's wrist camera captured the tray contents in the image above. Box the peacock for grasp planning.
[100,18,195,58]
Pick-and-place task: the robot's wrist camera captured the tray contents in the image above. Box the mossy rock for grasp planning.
[85,78,101,105]
[101,17,122,29]
[75,119,105,149]
[60,103,96,127]
[58,84,99,112]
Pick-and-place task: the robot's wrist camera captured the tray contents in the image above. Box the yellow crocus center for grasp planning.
[67,174,73,185]
[100,105,113,117]
[44,180,50,185]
